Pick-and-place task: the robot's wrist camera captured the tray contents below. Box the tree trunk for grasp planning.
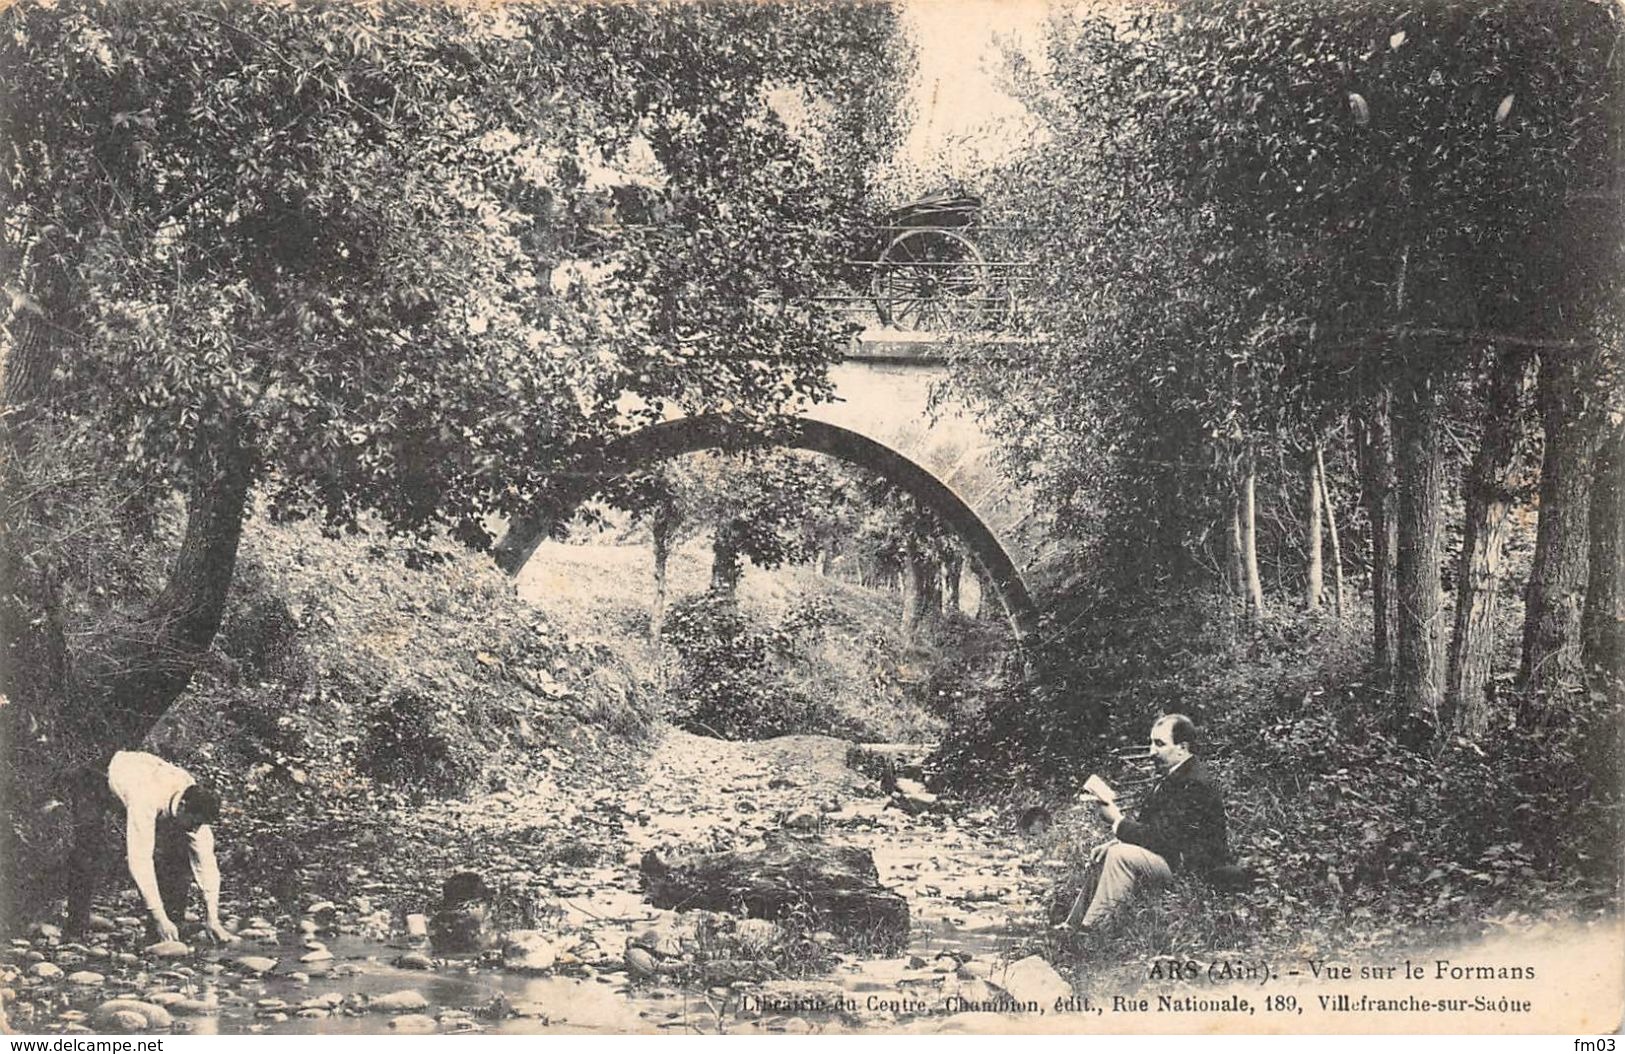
[1316,443,1346,615]
[710,520,744,598]
[916,550,942,617]
[900,548,919,636]
[1583,415,1625,694]
[1520,346,1601,707]
[942,550,963,614]
[1306,447,1324,612]
[650,508,678,641]
[1445,345,1535,735]
[1227,499,1247,597]
[1241,461,1265,619]
[1392,372,1446,721]
[88,433,254,741]
[1357,392,1399,678]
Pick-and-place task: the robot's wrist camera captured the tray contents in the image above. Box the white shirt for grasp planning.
[106,751,222,927]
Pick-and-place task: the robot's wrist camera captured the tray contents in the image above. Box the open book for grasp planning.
[1081,773,1117,804]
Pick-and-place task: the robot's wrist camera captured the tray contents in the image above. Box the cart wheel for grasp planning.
[871,228,988,331]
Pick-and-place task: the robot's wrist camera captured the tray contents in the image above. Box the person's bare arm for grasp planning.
[124,809,176,940]
[188,825,237,943]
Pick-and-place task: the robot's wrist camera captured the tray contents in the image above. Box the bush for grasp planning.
[661,592,872,741]
[353,688,482,800]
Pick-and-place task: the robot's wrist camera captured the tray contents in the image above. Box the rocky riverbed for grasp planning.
[2,731,1078,1035]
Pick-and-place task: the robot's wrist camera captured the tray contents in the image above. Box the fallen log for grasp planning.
[640,831,909,951]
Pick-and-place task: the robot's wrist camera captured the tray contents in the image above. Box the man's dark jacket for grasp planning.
[1114,757,1229,875]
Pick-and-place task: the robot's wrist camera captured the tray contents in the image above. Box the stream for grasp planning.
[4,733,1066,1035]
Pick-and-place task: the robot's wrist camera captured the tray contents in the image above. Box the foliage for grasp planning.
[0,0,914,737]
[352,688,483,801]
[661,590,878,741]
[953,0,1621,576]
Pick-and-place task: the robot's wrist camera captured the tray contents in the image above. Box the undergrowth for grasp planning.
[941,586,1624,966]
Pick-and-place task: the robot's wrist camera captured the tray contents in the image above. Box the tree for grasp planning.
[1,0,912,746]
[951,0,1621,730]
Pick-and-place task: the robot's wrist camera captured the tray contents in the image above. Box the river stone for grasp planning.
[640,832,909,949]
[146,992,188,1007]
[502,931,557,974]
[299,948,334,963]
[389,1013,437,1032]
[66,970,105,985]
[624,947,657,978]
[994,955,1071,1007]
[29,923,63,942]
[106,1011,148,1032]
[171,999,218,1016]
[93,999,173,1030]
[394,952,434,971]
[30,962,63,980]
[371,990,429,1012]
[405,914,430,938]
[88,915,117,933]
[297,1008,329,1019]
[145,940,190,958]
[233,956,278,975]
[734,919,779,951]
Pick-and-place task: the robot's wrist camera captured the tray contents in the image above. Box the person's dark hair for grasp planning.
[1159,713,1198,749]
[179,784,221,825]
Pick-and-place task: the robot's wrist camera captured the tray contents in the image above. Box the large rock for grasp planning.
[640,831,909,951]
[501,931,557,974]
[993,955,1072,1008]
[92,1000,173,1031]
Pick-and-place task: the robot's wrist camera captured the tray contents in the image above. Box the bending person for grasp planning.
[66,750,238,944]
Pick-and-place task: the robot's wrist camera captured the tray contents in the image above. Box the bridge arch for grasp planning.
[493,414,1038,641]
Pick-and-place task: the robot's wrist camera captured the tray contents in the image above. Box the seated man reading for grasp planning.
[1060,713,1229,931]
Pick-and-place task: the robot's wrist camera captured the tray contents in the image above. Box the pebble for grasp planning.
[389,1013,437,1032]
[106,1010,148,1032]
[66,970,105,985]
[172,999,219,1016]
[29,923,62,941]
[92,1000,173,1030]
[405,914,430,938]
[370,990,429,1012]
[394,952,434,970]
[299,949,334,963]
[234,956,278,975]
[145,940,191,958]
[30,962,63,980]
[297,1008,329,1019]
[625,947,657,978]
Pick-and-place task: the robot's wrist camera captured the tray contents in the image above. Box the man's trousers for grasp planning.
[1064,841,1174,928]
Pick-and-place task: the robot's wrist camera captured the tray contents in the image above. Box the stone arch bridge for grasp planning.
[492,333,1044,639]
